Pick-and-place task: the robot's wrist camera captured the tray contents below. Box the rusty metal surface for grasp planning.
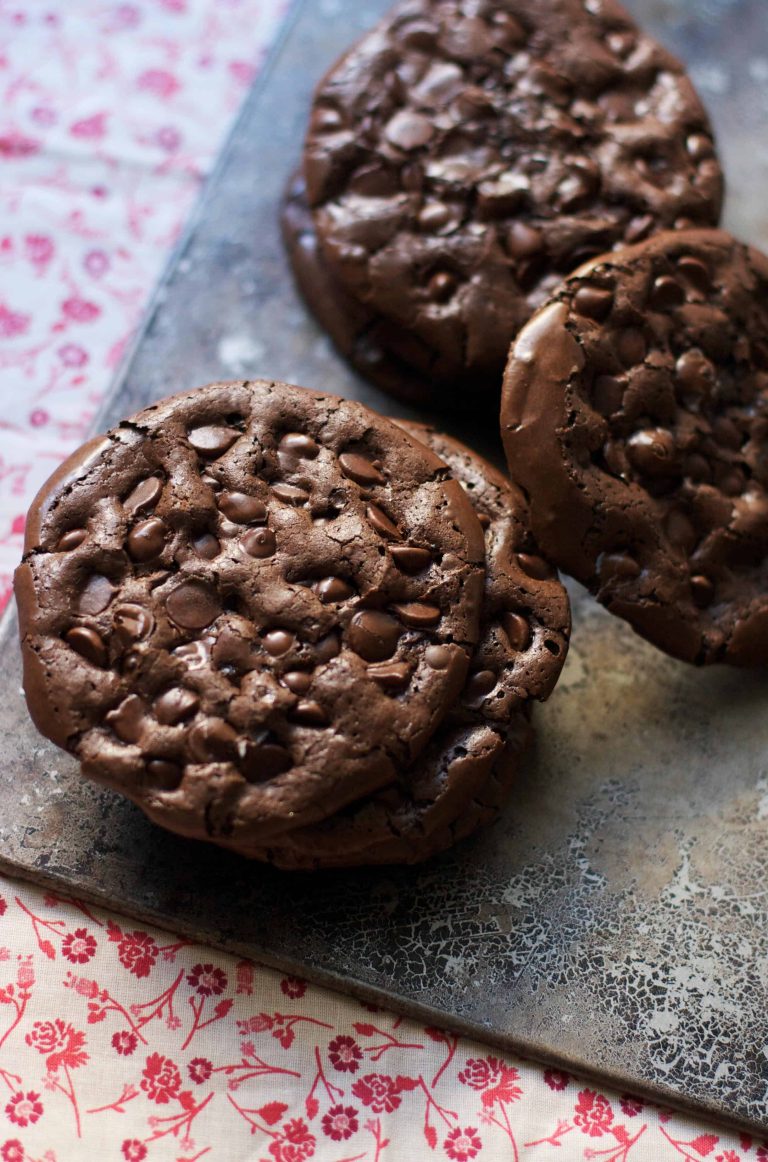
[1,0,768,1132]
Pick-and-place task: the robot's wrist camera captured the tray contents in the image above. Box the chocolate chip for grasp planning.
[278,432,319,458]
[648,274,685,309]
[188,424,239,457]
[239,742,292,782]
[418,201,456,232]
[465,669,497,699]
[154,687,199,726]
[677,255,710,293]
[165,581,221,630]
[313,576,355,602]
[189,718,238,763]
[173,638,212,670]
[57,528,87,551]
[146,759,183,790]
[615,328,647,367]
[263,629,294,656]
[675,350,714,395]
[289,699,327,726]
[624,214,654,244]
[366,661,412,690]
[516,553,554,579]
[390,544,431,572]
[242,527,276,558]
[598,553,641,581]
[127,517,167,562]
[282,671,313,694]
[218,492,267,524]
[105,694,146,743]
[427,271,457,302]
[192,532,221,559]
[123,476,163,516]
[691,574,714,608]
[339,452,386,486]
[666,510,697,553]
[686,133,714,160]
[272,482,310,505]
[78,574,116,616]
[500,612,531,651]
[626,428,677,477]
[114,603,154,643]
[393,602,441,628]
[314,632,340,662]
[384,110,433,150]
[366,504,401,539]
[506,222,543,259]
[424,644,452,669]
[592,375,625,416]
[348,610,400,661]
[65,625,107,667]
[573,284,614,321]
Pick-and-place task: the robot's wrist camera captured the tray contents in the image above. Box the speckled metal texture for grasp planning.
[1,0,768,1133]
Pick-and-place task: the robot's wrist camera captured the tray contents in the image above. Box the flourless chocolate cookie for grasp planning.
[298,0,723,407]
[501,229,768,666]
[15,380,488,849]
[253,422,569,868]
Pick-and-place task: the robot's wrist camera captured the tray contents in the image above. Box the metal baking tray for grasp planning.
[1,0,767,1133]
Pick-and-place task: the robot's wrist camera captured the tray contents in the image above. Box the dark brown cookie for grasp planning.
[501,229,768,666]
[298,0,723,407]
[252,421,569,868]
[15,380,488,849]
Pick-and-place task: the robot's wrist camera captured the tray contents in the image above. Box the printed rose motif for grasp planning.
[155,126,181,152]
[351,1074,404,1115]
[24,235,54,268]
[328,1034,363,1073]
[236,961,254,995]
[140,1053,182,1104]
[62,927,97,964]
[5,1092,43,1127]
[84,249,109,278]
[111,1030,138,1056]
[61,297,101,323]
[0,305,30,339]
[458,1057,503,1091]
[186,963,227,996]
[280,976,307,1000]
[620,1094,644,1117]
[26,1020,88,1071]
[70,113,107,139]
[716,1153,740,1162]
[268,1117,316,1162]
[0,1142,23,1162]
[57,343,89,367]
[0,133,39,157]
[121,1141,147,1162]
[112,930,158,978]
[188,1058,213,1084]
[574,1089,614,1137]
[544,1069,571,1091]
[444,1126,482,1161]
[321,1104,359,1141]
[137,68,180,98]
[0,898,6,917]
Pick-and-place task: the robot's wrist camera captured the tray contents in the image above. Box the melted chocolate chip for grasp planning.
[500,612,531,652]
[114,603,154,643]
[189,718,238,763]
[366,661,412,690]
[78,574,116,616]
[165,581,221,630]
[57,528,87,551]
[515,553,554,580]
[282,671,313,694]
[314,576,354,602]
[192,532,221,559]
[218,491,267,524]
[188,424,239,457]
[65,625,107,667]
[393,602,441,628]
[573,284,614,320]
[263,629,294,656]
[240,741,292,782]
[124,476,163,516]
[390,544,431,572]
[271,482,310,505]
[648,274,685,309]
[465,669,497,699]
[154,687,199,726]
[106,694,146,743]
[314,632,340,662]
[366,504,401,539]
[127,517,167,562]
[289,699,327,726]
[146,759,183,789]
[242,527,276,558]
[339,452,386,486]
[348,610,400,661]
[279,432,319,458]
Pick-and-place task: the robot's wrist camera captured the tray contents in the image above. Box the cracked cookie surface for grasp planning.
[15,380,487,847]
[501,229,768,665]
[299,0,723,407]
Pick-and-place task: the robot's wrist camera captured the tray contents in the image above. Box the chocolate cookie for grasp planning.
[501,229,768,666]
[252,422,569,868]
[297,0,723,407]
[15,380,488,849]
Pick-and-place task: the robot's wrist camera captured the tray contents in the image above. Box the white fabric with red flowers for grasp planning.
[0,882,759,1162]
[0,1,761,1159]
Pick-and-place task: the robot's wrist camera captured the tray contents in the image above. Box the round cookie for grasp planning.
[253,422,569,868]
[15,380,487,849]
[299,0,724,407]
[501,229,768,666]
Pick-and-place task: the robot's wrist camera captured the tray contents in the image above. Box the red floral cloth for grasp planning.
[0,1,758,1158]
[0,883,758,1161]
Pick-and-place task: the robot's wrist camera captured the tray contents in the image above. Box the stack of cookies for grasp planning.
[16,0,768,867]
